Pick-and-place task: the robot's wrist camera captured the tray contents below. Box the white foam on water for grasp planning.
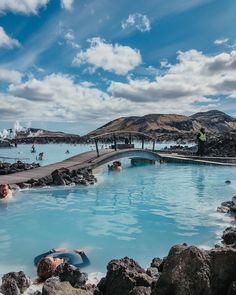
[87,272,104,285]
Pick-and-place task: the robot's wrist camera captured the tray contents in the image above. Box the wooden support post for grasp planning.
[142,137,144,149]
[152,140,155,152]
[114,135,117,151]
[129,133,132,144]
[95,139,99,157]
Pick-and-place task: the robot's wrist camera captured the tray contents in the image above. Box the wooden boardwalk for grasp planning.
[0,149,112,185]
[0,149,235,185]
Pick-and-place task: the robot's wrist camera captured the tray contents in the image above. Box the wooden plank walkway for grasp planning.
[0,149,114,185]
[0,149,235,185]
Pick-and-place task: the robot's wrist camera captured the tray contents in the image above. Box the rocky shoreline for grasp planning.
[0,161,40,175]
[13,167,97,189]
[1,195,236,295]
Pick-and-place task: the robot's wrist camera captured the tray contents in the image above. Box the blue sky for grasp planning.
[0,0,236,134]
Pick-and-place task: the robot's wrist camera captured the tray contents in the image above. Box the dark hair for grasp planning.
[37,257,56,281]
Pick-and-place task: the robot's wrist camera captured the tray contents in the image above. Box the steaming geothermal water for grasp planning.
[0,157,235,280]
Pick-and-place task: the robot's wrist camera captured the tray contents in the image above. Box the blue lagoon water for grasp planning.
[0,142,175,166]
[0,157,235,278]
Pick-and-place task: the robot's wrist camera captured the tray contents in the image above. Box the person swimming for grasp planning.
[0,184,12,200]
[37,152,44,161]
[34,248,90,281]
[108,161,122,172]
[31,144,36,153]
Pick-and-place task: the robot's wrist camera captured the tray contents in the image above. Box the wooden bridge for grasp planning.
[0,131,236,185]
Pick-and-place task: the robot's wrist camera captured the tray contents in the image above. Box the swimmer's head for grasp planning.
[37,257,63,281]
[0,184,10,199]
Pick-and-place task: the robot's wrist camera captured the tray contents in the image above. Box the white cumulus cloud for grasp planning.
[6,73,130,121]
[0,0,49,14]
[61,0,73,10]
[73,37,142,75]
[0,69,22,83]
[109,49,236,104]
[121,13,151,32]
[0,26,20,48]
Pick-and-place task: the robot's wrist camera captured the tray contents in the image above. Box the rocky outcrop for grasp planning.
[18,167,97,189]
[42,277,93,295]
[217,196,236,214]
[222,227,236,247]
[0,161,40,175]
[204,138,236,157]
[151,244,236,295]
[97,257,153,295]
[1,245,236,295]
[54,263,88,288]
[0,271,31,295]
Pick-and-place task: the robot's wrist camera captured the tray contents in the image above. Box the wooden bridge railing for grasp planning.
[89,131,157,157]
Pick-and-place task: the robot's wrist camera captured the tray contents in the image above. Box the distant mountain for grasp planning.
[16,128,80,139]
[190,110,236,132]
[87,110,236,139]
[13,128,81,144]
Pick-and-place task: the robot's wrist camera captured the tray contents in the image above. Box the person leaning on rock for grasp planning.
[34,248,90,281]
[0,184,12,200]
[196,127,206,156]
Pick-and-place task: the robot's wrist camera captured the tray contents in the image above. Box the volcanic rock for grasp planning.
[98,257,152,295]
[151,244,236,295]
[0,271,31,295]
[42,277,92,295]
[54,263,88,288]
[222,227,236,246]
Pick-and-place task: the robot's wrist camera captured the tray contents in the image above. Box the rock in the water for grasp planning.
[217,206,230,213]
[151,244,236,295]
[221,201,233,208]
[98,257,152,295]
[222,227,236,245]
[225,180,231,184]
[1,271,31,295]
[54,263,88,287]
[231,196,236,212]
[42,277,92,295]
[51,170,66,185]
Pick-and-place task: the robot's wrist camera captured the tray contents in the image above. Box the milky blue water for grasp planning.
[0,142,181,166]
[0,156,235,279]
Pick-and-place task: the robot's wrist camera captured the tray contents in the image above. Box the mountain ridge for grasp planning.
[87,110,236,138]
